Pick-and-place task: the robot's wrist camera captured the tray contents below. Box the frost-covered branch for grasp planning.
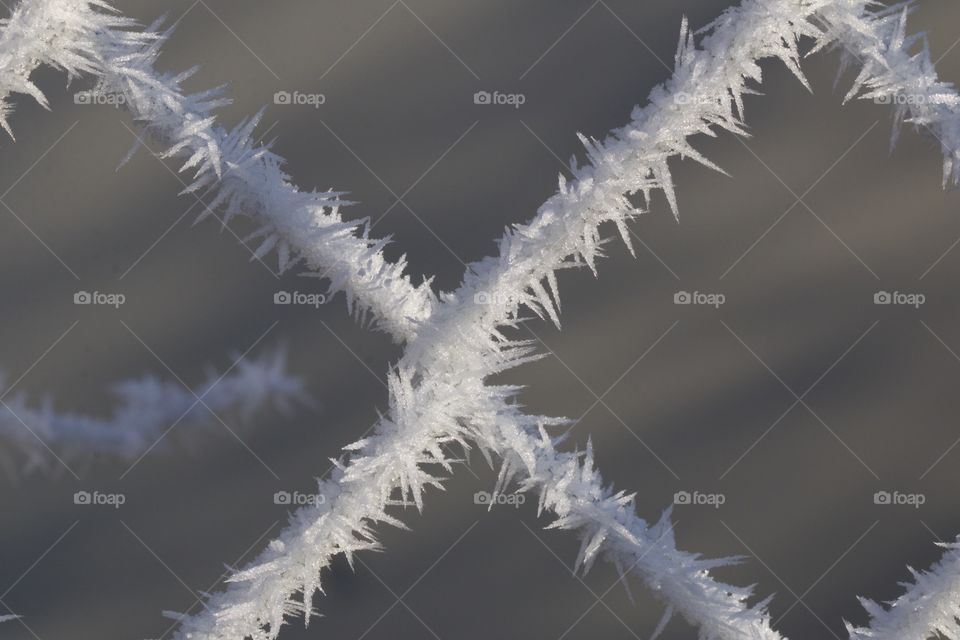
[846,537,960,640]
[1,0,434,341]
[0,349,303,474]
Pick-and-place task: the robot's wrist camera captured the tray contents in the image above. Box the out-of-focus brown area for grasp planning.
[1,1,959,638]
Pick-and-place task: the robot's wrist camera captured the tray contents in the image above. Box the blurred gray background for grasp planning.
[1,0,959,638]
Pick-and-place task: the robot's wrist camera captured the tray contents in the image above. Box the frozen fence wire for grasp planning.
[845,537,960,640]
[0,0,435,342]
[0,348,304,474]
[2,0,960,638]
[0,0,140,137]
[817,1,960,187]
[163,0,960,638]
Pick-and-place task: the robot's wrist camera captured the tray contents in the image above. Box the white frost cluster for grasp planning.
[2,0,960,639]
[0,349,303,474]
[846,538,960,640]
[0,0,141,137]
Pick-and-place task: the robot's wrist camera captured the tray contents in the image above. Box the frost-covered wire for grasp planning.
[0,0,434,342]
[846,537,960,640]
[815,1,960,188]
[0,348,303,474]
[94,24,436,341]
[167,1,833,638]
[166,0,960,636]
[5,0,960,638]
[0,0,143,137]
